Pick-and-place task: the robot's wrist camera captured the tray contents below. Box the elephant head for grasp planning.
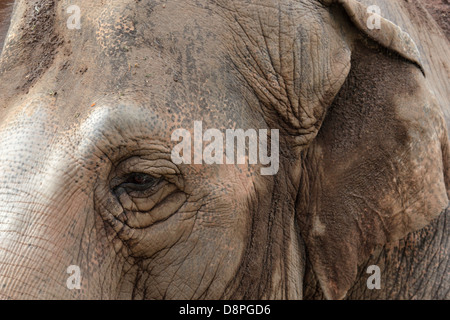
[0,0,448,299]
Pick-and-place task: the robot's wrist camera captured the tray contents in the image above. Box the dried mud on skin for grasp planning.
[19,0,62,89]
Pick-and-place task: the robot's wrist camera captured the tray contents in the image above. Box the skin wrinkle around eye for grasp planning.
[124,192,189,229]
[94,175,197,258]
[117,182,177,212]
[107,154,188,229]
[112,157,183,186]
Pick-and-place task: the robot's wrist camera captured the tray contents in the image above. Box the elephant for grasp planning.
[0,0,448,300]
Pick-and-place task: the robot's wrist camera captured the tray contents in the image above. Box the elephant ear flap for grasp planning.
[298,1,450,300]
[322,0,423,72]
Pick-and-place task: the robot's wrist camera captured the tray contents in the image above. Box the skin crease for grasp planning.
[0,0,448,300]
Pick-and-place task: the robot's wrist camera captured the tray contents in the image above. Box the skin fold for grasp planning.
[0,0,448,299]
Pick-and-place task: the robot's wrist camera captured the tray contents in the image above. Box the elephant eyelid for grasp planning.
[109,157,185,197]
[113,173,165,195]
[125,173,161,187]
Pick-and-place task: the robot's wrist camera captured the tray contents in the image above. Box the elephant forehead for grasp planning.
[74,102,173,151]
[0,0,271,136]
[90,1,227,62]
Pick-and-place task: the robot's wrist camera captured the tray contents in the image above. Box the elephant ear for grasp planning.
[320,0,423,72]
[297,0,450,299]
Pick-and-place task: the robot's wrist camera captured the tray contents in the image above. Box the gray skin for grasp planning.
[0,0,448,300]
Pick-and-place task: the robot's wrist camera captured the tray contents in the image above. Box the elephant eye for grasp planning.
[119,173,163,192]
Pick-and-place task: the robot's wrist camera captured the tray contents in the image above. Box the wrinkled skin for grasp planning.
[0,0,448,300]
